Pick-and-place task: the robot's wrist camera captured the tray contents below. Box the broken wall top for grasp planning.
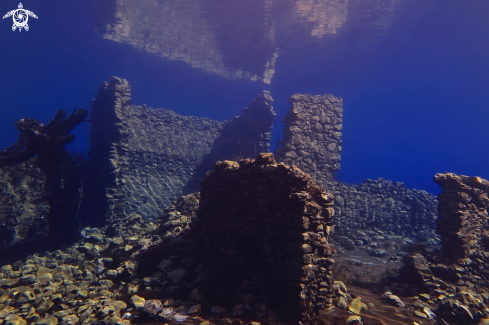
[193,153,335,321]
[435,172,489,264]
[87,77,275,227]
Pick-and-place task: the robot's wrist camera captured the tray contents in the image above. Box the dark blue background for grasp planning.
[1,0,488,194]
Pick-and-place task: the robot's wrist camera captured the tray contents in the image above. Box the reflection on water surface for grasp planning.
[90,0,404,84]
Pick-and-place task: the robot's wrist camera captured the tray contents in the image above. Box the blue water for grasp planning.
[1,0,489,194]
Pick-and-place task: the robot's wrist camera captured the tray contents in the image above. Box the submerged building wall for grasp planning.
[397,173,489,324]
[193,153,335,322]
[329,178,438,242]
[88,76,275,225]
[0,162,49,250]
[86,79,438,240]
[275,94,439,244]
[275,94,343,185]
[434,173,489,264]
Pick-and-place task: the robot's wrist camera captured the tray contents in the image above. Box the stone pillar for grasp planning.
[194,153,335,322]
[394,174,489,324]
[275,94,343,185]
[435,173,489,267]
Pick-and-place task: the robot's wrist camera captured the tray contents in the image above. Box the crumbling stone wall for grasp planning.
[275,94,439,243]
[88,76,275,226]
[0,162,49,250]
[193,153,335,322]
[435,173,489,265]
[396,173,489,324]
[330,178,438,243]
[275,94,343,185]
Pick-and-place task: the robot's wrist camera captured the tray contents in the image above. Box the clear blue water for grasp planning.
[1,0,489,194]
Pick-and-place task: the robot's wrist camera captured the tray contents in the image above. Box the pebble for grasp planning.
[143,299,163,314]
[167,268,186,284]
[337,296,348,309]
[347,315,362,325]
[129,295,145,309]
[60,315,79,325]
[35,315,58,325]
[211,305,226,314]
[5,315,27,325]
[348,297,362,314]
[382,292,405,308]
[187,304,201,315]
[173,314,189,322]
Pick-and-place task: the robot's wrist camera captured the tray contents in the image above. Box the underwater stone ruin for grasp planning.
[0,76,439,252]
[0,76,457,324]
[0,75,440,255]
[192,153,335,321]
[275,93,343,185]
[0,109,88,251]
[435,173,489,263]
[0,163,48,250]
[395,173,489,324]
[330,179,438,244]
[87,76,275,228]
[273,92,439,245]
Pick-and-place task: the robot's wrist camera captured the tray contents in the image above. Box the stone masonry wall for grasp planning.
[435,173,489,265]
[193,153,335,322]
[330,178,438,243]
[0,162,49,250]
[275,94,343,185]
[396,174,489,324]
[275,94,439,242]
[88,76,275,226]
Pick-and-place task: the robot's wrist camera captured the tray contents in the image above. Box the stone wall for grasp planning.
[395,173,489,324]
[192,153,335,322]
[435,173,489,264]
[274,93,439,243]
[88,76,275,226]
[0,162,49,250]
[330,178,438,243]
[275,93,343,185]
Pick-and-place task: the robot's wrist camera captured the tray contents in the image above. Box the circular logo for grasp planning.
[13,9,28,28]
